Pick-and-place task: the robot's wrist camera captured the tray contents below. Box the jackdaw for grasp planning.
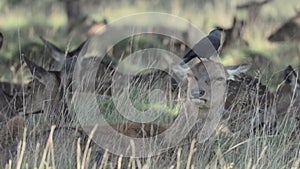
[181,28,222,65]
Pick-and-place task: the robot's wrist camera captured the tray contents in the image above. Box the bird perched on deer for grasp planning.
[181,28,223,65]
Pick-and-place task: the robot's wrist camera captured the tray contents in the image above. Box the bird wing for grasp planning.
[192,37,218,58]
[181,37,219,64]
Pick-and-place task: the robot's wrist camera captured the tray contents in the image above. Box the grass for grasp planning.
[4,111,300,168]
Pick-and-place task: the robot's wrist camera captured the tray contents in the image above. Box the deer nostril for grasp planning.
[191,89,205,98]
[199,90,205,96]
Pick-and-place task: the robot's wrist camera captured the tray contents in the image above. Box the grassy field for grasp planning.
[1,0,300,168]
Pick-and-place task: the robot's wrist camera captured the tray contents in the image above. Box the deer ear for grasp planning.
[225,63,252,80]
[68,39,87,58]
[172,64,191,81]
[40,36,66,68]
[23,56,50,85]
[284,65,298,85]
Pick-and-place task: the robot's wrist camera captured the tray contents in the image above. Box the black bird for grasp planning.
[181,28,222,65]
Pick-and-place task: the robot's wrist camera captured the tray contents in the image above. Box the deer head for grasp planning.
[23,56,68,124]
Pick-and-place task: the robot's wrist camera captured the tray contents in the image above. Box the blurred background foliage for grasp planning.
[0,0,299,90]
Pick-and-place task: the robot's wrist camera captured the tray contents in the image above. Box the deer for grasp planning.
[22,49,300,139]
[40,35,183,98]
[268,11,300,42]
[22,56,72,127]
[224,64,300,136]
[58,0,88,34]
[40,36,114,95]
[82,61,272,167]
[216,17,249,54]
[78,60,263,165]
[272,65,300,132]
[268,11,300,54]
[19,56,261,167]
[21,53,112,125]
[236,0,273,24]
[67,60,227,167]
[39,36,87,71]
[23,46,257,125]
[223,70,275,136]
[185,61,276,137]
[28,38,276,138]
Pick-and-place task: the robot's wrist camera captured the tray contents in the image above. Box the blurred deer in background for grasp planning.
[268,11,300,42]
[236,0,273,24]
[58,0,88,34]
[58,0,108,38]
[268,11,300,54]
[217,17,249,54]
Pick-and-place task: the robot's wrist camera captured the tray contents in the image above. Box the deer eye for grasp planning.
[205,79,210,84]
[27,85,32,91]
